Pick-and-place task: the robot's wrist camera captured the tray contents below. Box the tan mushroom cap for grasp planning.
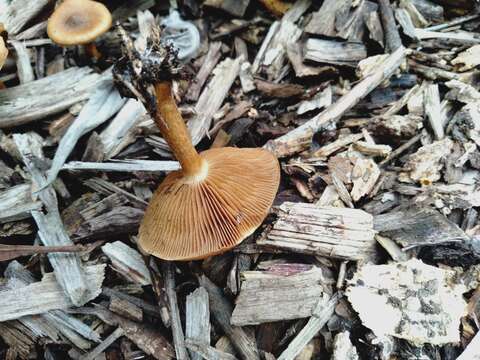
[47,0,112,46]
[139,147,280,261]
[0,37,7,70]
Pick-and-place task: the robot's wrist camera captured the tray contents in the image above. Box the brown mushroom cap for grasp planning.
[139,147,280,261]
[0,37,7,70]
[47,0,112,46]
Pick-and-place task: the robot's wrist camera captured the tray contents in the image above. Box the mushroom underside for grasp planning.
[139,147,280,260]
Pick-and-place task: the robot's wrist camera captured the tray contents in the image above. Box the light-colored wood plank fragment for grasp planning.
[102,241,151,286]
[0,184,41,223]
[231,266,325,326]
[258,202,377,261]
[278,293,340,360]
[186,288,211,360]
[0,67,102,128]
[0,265,105,322]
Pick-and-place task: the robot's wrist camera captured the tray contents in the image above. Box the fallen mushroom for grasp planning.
[113,27,280,261]
[47,0,112,59]
[0,37,7,70]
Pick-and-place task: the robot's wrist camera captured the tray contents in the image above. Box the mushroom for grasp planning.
[113,27,280,261]
[0,24,7,70]
[47,0,112,58]
[0,37,7,70]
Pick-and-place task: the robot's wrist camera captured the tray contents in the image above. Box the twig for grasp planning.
[163,262,190,360]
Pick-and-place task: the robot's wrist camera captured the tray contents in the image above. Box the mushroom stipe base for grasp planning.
[138,147,280,261]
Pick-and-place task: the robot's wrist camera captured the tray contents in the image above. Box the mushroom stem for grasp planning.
[154,81,204,176]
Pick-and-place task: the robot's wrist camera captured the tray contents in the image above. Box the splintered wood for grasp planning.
[231,265,325,325]
[347,259,467,345]
[258,202,377,261]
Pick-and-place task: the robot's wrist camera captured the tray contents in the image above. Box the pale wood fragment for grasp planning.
[186,339,238,360]
[278,293,340,360]
[0,184,41,223]
[189,57,242,146]
[13,133,91,306]
[79,328,124,360]
[10,40,34,84]
[231,267,325,326]
[0,265,105,322]
[45,80,126,187]
[0,67,102,128]
[258,202,377,261]
[102,241,152,286]
[186,42,222,101]
[186,287,211,360]
[424,83,445,140]
[332,331,359,360]
[163,262,190,360]
[199,275,260,360]
[63,160,180,172]
[1,0,50,35]
[303,39,367,67]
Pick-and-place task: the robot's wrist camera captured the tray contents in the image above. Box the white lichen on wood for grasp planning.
[346,259,467,345]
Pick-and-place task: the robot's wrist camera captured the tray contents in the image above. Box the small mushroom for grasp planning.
[47,0,111,58]
[114,27,280,261]
[0,37,7,70]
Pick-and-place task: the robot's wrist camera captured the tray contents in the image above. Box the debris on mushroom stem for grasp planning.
[112,24,186,114]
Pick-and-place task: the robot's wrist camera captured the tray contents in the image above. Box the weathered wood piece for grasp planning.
[189,57,242,146]
[13,133,92,306]
[91,99,146,161]
[374,207,469,249]
[163,262,190,360]
[312,133,363,158]
[264,47,407,157]
[1,0,50,35]
[4,261,101,350]
[74,206,144,240]
[424,83,445,140]
[332,331,359,360]
[0,184,41,223]
[350,158,381,201]
[258,202,377,261]
[102,241,151,286]
[399,138,453,184]
[63,160,180,172]
[304,0,343,36]
[89,306,175,360]
[10,40,34,84]
[251,0,311,79]
[79,327,124,360]
[378,0,403,52]
[231,266,325,325]
[347,259,467,345]
[109,296,143,322]
[199,275,260,360]
[0,265,105,322]
[186,42,223,102]
[303,39,367,67]
[278,293,340,360]
[0,67,102,127]
[45,80,125,187]
[185,339,238,360]
[186,287,211,360]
